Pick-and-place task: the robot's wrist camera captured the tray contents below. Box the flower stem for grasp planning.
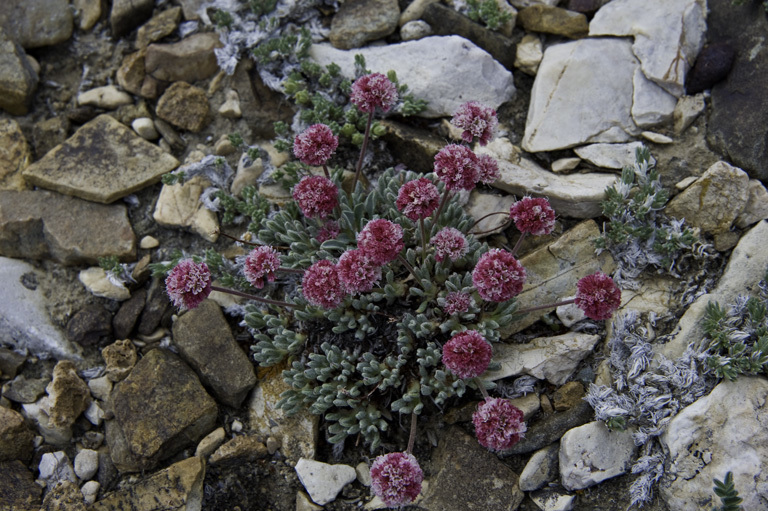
[322,164,330,179]
[509,231,527,258]
[516,299,574,315]
[467,211,511,234]
[397,254,419,282]
[210,285,296,308]
[419,217,427,264]
[434,189,452,221]
[475,378,490,400]
[407,411,418,454]
[352,111,374,191]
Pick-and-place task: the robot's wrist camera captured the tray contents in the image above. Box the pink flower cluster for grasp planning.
[243,246,280,289]
[396,178,440,221]
[350,73,398,113]
[293,175,339,219]
[476,154,500,184]
[473,398,526,451]
[472,249,526,302]
[442,291,472,315]
[442,330,492,379]
[575,271,621,320]
[431,227,468,262]
[357,219,404,265]
[434,144,479,192]
[337,249,382,294]
[165,259,212,310]
[370,452,423,508]
[316,220,340,243]
[293,124,339,166]
[451,101,498,146]
[509,197,556,236]
[302,260,346,309]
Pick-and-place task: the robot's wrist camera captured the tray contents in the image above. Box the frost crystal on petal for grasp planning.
[302,260,346,309]
[575,271,622,320]
[293,124,339,166]
[350,73,398,113]
[451,101,498,146]
[337,249,382,294]
[357,219,404,265]
[509,197,556,236]
[431,227,468,262]
[434,144,480,192]
[396,178,440,221]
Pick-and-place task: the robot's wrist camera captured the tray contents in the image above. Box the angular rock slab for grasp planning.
[0,119,32,191]
[0,190,135,265]
[295,458,356,506]
[309,35,515,118]
[559,421,635,490]
[574,141,646,170]
[23,114,179,204]
[660,377,768,510]
[0,0,73,49]
[329,0,400,50]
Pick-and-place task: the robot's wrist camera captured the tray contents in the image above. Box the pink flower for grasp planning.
[575,271,621,320]
[442,330,492,379]
[431,227,468,262]
[357,219,404,265]
[302,260,346,309]
[165,259,212,310]
[473,398,526,451]
[293,124,339,166]
[451,101,498,146]
[317,220,340,243]
[396,178,440,221]
[476,154,500,184]
[293,175,339,219]
[370,452,423,508]
[442,291,472,315]
[243,246,281,289]
[337,249,382,294]
[472,249,526,302]
[350,73,398,113]
[509,197,556,236]
[434,144,479,192]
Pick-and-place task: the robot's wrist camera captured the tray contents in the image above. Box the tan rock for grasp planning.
[145,32,222,83]
[136,6,182,49]
[0,407,34,462]
[156,82,210,132]
[102,339,138,382]
[47,361,91,429]
[117,50,147,96]
[0,119,32,191]
[518,5,588,38]
[209,435,269,465]
[0,29,38,115]
[153,176,219,242]
[73,0,101,31]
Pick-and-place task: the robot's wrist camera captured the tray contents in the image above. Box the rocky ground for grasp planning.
[2,0,768,510]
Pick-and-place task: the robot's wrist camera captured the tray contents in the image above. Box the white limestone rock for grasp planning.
[530,490,575,511]
[78,267,131,301]
[559,421,635,490]
[589,0,706,96]
[153,176,220,243]
[77,85,133,109]
[673,94,705,134]
[218,89,241,119]
[400,20,432,41]
[550,157,580,173]
[295,458,357,506]
[81,480,100,505]
[574,142,647,170]
[74,448,99,480]
[515,33,543,76]
[631,68,678,128]
[131,117,159,140]
[735,179,768,229]
[660,377,768,510]
[310,36,515,118]
[39,451,77,485]
[465,191,516,238]
[641,131,673,144]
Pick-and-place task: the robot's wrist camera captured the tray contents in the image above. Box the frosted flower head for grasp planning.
[165,259,211,310]
[396,178,440,221]
[442,291,472,315]
[472,249,526,302]
[357,219,404,265]
[293,175,339,219]
[431,227,468,262]
[434,144,479,192]
[350,73,398,113]
[316,220,340,243]
[337,249,382,294]
[476,154,500,184]
[302,260,346,309]
[473,398,526,451]
[243,246,280,289]
[509,197,556,236]
[451,101,498,146]
[442,330,492,379]
[575,271,621,320]
[370,452,423,508]
[293,124,339,166]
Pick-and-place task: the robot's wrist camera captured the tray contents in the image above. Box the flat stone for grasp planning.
[380,119,445,174]
[519,443,560,491]
[78,267,131,301]
[153,176,220,242]
[310,35,515,118]
[3,374,49,404]
[0,347,26,379]
[136,6,182,49]
[172,300,257,408]
[39,451,77,486]
[295,458,356,506]
[530,490,576,511]
[209,435,269,465]
[673,93,706,135]
[145,32,222,83]
[112,288,147,339]
[330,0,400,49]
[0,460,42,510]
[156,82,210,132]
[110,0,154,37]
[0,0,73,49]
[0,30,39,116]
[559,421,635,490]
[136,277,170,336]
[631,67,678,128]
[466,191,516,238]
[195,427,226,459]
[735,180,768,229]
[574,142,646,170]
[550,157,580,173]
[518,5,589,38]
[77,85,133,109]
[0,119,32,190]
[22,114,179,204]
[0,406,35,462]
[399,0,438,26]
[641,131,673,144]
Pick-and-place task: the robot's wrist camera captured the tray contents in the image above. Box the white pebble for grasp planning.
[132,117,159,140]
[81,480,100,505]
[74,449,99,480]
[231,420,243,433]
[139,235,160,249]
[77,85,133,109]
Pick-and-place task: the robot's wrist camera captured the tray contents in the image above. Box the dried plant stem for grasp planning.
[397,254,419,282]
[407,411,418,454]
[476,378,491,400]
[352,111,374,190]
[509,231,527,258]
[468,211,510,235]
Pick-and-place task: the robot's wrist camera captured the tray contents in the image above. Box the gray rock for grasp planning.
[559,421,635,490]
[136,6,182,49]
[172,300,257,408]
[81,480,100,505]
[145,32,222,83]
[137,278,171,336]
[0,460,42,509]
[502,402,593,456]
[400,20,433,41]
[0,30,38,116]
[156,82,210,132]
[0,406,35,462]
[735,180,768,229]
[0,119,32,191]
[110,0,154,37]
[329,0,399,50]
[2,374,50,404]
[295,458,356,506]
[631,67,678,128]
[465,191,516,238]
[0,347,26,379]
[530,490,576,511]
[519,442,560,491]
[673,93,706,134]
[310,36,515,118]
[73,0,101,31]
[74,449,99,481]
[660,377,768,510]
[66,304,112,346]
[0,0,73,49]
[39,451,77,486]
[574,142,646,170]
[515,34,544,75]
[112,288,147,339]
[510,0,559,7]
[518,5,589,39]
[22,114,179,204]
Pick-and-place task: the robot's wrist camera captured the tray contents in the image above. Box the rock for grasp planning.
[686,42,735,94]
[310,35,515,118]
[631,68,678,128]
[209,435,269,465]
[0,347,26,379]
[153,176,220,242]
[88,376,113,402]
[0,0,73,49]
[640,131,673,144]
[213,135,236,156]
[0,119,32,191]
[567,0,607,12]
[0,460,42,510]
[297,491,323,511]
[136,7,182,49]
[665,161,750,235]
[22,395,73,445]
[78,267,132,301]
[90,456,205,511]
[589,0,706,96]
[530,490,576,511]
[466,191,516,238]
[81,480,100,505]
[156,82,210,132]
[550,158,580,173]
[41,480,86,511]
[735,180,768,229]
[73,0,101,31]
[110,0,154,37]
[659,377,768,510]
[380,119,445,173]
[145,32,222,83]
[673,93,705,135]
[102,339,138,382]
[77,85,133,109]
[510,0,559,7]
[218,89,241,119]
[400,20,433,41]
[0,30,39,116]
[518,5,589,39]
[0,407,34,462]
[559,421,635,490]
[515,34,543,75]
[421,4,516,71]
[399,0,438,25]
[3,374,50,404]
[31,116,69,159]
[84,401,106,426]
[574,142,646,170]
[519,443,560,491]
[231,155,264,197]
[485,332,600,385]
[131,117,159,140]
[195,427,226,459]
[295,458,357,506]
[23,115,178,204]
[179,0,207,20]
[231,59,294,139]
[117,50,147,97]
[47,360,91,429]
[113,288,147,339]
[108,349,217,472]
[553,382,585,411]
[66,304,112,346]
[706,0,768,181]
[420,426,524,511]
[39,451,77,486]
[503,401,593,456]
[74,449,99,480]
[137,278,171,335]
[329,0,400,50]
[522,38,640,152]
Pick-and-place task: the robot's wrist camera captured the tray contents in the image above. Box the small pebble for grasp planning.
[641,131,673,144]
[77,85,133,109]
[214,136,236,156]
[139,235,160,249]
[132,117,159,140]
[551,157,580,173]
[400,20,432,41]
[218,90,242,119]
[74,449,99,480]
[266,435,282,455]
[231,420,244,433]
[81,480,100,505]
